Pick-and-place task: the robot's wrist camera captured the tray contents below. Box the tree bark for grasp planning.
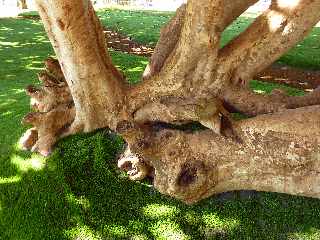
[21,0,320,204]
[18,0,28,9]
[35,0,126,133]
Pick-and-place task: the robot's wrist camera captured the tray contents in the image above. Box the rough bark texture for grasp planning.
[21,0,320,204]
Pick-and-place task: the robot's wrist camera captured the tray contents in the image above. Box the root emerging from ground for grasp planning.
[20,58,75,156]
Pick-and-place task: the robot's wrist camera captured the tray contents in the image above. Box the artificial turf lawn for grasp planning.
[0,9,320,239]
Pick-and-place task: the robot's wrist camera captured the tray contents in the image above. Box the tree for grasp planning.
[20,0,320,204]
[17,0,28,9]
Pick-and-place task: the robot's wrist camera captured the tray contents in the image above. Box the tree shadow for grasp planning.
[0,153,84,240]
[44,130,320,239]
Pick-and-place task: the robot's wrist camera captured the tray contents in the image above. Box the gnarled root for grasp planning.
[19,128,38,151]
[117,147,150,181]
[22,104,75,156]
[20,57,75,156]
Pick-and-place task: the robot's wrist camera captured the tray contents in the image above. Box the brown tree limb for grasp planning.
[133,97,232,135]
[120,106,320,204]
[127,0,229,114]
[142,4,186,80]
[223,86,320,116]
[21,104,75,156]
[221,0,259,29]
[218,0,320,86]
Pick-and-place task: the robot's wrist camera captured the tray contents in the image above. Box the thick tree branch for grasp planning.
[223,86,320,116]
[142,4,186,79]
[221,0,259,29]
[120,106,320,204]
[133,97,232,135]
[218,0,320,86]
[128,0,228,113]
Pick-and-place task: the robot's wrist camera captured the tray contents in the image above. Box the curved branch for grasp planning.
[223,86,320,116]
[133,97,232,135]
[221,0,259,29]
[142,4,186,79]
[218,0,320,86]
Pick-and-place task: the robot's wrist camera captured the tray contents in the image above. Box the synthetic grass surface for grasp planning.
[0,9,320,239]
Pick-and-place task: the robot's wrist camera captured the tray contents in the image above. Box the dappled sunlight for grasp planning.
[267,11,286,32]
[0,97,18,108]
[64,226,100,240]
[0,175,21,184]
[1,110,13,117]
[126,66,145,72]
[0,26,14,31]
[149,219,190,240]
[11,153,46,172]
[0,88,26,103]
[130,234,149,240]
[103,224,129,238]
[142,203,180,219]
[277,0,301,9]
[202,212,240,237]
[253,89,267,94]
[288,228,320,239]
[75,196,91,211]
[0,41,20,47]
[25,61,45,70]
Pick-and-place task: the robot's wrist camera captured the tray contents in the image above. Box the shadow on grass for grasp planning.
[0,152,83,240]
[8,129,314,240]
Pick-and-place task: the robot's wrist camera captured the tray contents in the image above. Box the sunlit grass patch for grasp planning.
[11,153,46,172]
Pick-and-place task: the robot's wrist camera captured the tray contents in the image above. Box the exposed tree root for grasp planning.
[20,58,75,156]
[119,106,320,204]
[117,147,150,181]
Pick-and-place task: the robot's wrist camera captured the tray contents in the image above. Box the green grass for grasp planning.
[1,9,320,239]
[97,8,320,70]
[97,9,174,47]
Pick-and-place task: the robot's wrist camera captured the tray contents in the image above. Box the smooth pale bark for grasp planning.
[21,0,320,203]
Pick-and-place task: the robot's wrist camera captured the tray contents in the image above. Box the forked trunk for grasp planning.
[21,0,320,204]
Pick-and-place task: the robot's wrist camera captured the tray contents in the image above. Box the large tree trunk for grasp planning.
[21,0,320,204]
